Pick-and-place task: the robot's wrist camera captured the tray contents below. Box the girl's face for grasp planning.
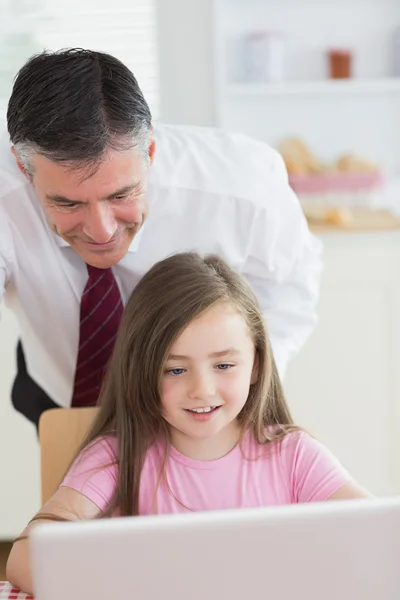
[160,302,258,460]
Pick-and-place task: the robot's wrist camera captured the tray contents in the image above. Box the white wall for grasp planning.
[0,2,216,128]
[155,0,216,126]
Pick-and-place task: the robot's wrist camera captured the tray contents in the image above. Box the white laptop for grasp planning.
[30,497,400,600]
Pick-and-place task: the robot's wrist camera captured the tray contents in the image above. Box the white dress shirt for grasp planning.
[0,123,322,408]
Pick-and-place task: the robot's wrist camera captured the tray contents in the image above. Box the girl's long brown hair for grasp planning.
[64,253,296,518]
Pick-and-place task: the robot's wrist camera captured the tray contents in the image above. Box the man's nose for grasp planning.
[83,202,117,243]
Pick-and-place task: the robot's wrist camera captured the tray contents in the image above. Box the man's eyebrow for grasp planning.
[104,183,141,199]
[45,182,142,204]
[45,193,80,204]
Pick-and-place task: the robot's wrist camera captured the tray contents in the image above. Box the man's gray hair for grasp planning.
[8,48,153,178]
[13,124,152,179]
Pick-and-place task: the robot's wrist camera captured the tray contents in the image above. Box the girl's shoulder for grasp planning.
[60,435,119,512]
[77,435,118,465]
[243,427,338,468]
[242,426,304,452]
[64,435,119,483]
[258,427,351,503]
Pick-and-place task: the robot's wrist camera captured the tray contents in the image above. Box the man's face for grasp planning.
[16,143,155,269]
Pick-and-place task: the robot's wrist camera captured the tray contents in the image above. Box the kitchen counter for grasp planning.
[306,207,400,232]
[284,227,400,497]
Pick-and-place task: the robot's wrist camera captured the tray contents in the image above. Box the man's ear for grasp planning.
[148,127,156,165]
[250,352,259,385]
[11,146,30,181]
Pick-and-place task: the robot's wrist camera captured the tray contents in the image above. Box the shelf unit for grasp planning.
[213,0,400,178]
[226,77,400,97]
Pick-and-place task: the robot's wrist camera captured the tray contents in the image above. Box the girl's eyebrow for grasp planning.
[167,348,240,361]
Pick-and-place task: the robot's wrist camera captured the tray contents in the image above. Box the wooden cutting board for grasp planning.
[305,207,400,232]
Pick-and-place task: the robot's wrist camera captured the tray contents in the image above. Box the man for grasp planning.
[0,48,322,428]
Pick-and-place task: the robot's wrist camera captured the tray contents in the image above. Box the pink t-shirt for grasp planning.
[61,430,351,514]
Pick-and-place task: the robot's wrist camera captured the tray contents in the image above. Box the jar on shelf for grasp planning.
[327,48,352,79]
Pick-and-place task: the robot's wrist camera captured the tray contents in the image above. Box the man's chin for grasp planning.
[70,236,132,268]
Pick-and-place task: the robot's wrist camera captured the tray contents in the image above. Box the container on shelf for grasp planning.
[328,48,352,79]
[278,138,385,209]
[289,171,385,209]
[242,30,285,83]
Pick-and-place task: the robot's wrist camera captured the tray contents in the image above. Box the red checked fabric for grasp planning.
[0,582,34,599]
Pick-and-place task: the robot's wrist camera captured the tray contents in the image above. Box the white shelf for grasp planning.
[225,78,400,97]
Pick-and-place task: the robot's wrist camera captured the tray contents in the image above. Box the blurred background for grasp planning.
[2,0,400,569]
[2,0,400,191]
[2,0,399,209]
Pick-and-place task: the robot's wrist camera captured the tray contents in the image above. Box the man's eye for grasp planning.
[58,202,78,209]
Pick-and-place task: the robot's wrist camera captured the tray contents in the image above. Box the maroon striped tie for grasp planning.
[71,264,123,407]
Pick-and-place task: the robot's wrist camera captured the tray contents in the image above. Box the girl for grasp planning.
[7,252,370,593]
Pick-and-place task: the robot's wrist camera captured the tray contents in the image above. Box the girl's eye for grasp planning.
[167,368,186,376]
[216,363,233,370]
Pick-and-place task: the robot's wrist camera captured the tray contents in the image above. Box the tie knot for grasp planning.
[86,263,110,279]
